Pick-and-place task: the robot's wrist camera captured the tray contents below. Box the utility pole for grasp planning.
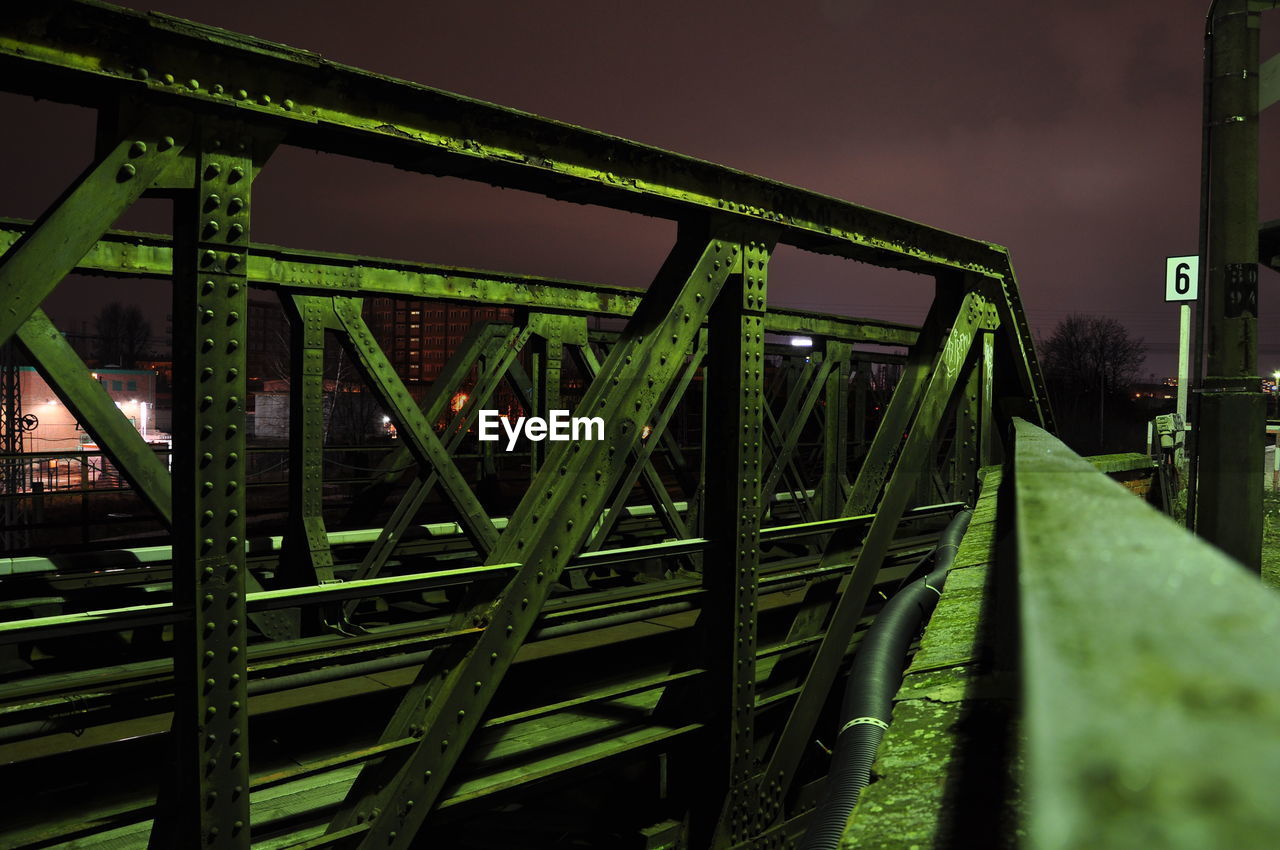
[1197,0,1264,570]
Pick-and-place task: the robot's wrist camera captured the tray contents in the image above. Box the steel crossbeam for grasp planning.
[0,217,920,347]
[316,224,759,849]
[820,341,853,518]
[581,336,706,554]
[575,341,695,547]
[753,288,999,815]
[330,297,499,557]
[0,116,187,348]
[343,324,534,604]
[282,295,340,590]
[342,323,510,527]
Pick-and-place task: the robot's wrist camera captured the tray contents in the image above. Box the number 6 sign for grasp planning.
[1165,255,1199,302]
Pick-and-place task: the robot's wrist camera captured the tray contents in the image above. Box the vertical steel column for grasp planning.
[821,341,851,520]
[529,319,563,475]
[758,291,992,813]
[1199,0,1264,569]
[283,295,336,587]
[700,232,773,848]
[326,226,748,850]
[979,331,997,467]
[153,122,258,850]
[852,357,869,466]
[953,337,983,504]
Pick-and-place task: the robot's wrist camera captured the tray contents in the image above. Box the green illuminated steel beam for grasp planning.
[149,120,264,850]
[330,296,499,557]
[343,324,534,612]
[580,336,706,554]
[280,294,339,589]
[575,342,693,546]
[759,361,832,524]
[762,287,964,690]
[761,356,823,523]
[0,119,187,347]
[820,341,852,518]
[526,314,584,474]
[756,289,997,815]
[695,233,774,847]
[0,218,921,347]
[343,323,508,527]
[0,3,1011,277]
[322,221,760,850]
[990,259,1055,432]
[951,333,987,505]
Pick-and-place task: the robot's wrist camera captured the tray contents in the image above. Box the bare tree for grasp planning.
[92,302,152,368]
[1039,314,1145,398]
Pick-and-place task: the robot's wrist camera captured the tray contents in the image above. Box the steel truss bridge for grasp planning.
[8,4,1278,850]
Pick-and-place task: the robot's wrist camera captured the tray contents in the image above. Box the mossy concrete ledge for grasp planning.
[1014,418,1280,850]
[843,420,1280,849]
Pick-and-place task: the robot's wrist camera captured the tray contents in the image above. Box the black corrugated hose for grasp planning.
[797,507,974,850]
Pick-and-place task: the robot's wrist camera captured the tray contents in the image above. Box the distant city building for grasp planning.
[245,297,519,438]
[18,366,160,452]
[365,298,515,384]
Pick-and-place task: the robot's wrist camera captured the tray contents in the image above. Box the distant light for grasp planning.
[382,416,391,424]
[641,424,653,440]
[129,399,137,405]
[790,336,814,347]
[450,391,469,413]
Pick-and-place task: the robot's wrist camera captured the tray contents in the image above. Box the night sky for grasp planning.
[6,0,1280,380]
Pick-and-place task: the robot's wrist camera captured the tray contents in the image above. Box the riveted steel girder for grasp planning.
[697,234,775,846]
[581,335,705,553]
[330,297,499,557]
[0,218,922,348]
[755,288,999,814]
[281,294,339,589]
[343,324,535,607]
[321,222,764,850]
[0,11,1061,848]
[0,118,188,348]
[575,341,693,546]
[820,341,853,518]
[2,3,1012,278]
[150,119,264,850]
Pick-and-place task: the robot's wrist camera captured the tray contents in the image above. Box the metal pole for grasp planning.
[1177,302,1191,465]
[1199,0,1264,570]
[1177,303,1191,425]
[1188,1,1218,531]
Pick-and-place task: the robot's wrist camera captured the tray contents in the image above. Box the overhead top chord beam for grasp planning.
[0,1,1009,277]
[0,218,920,346]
